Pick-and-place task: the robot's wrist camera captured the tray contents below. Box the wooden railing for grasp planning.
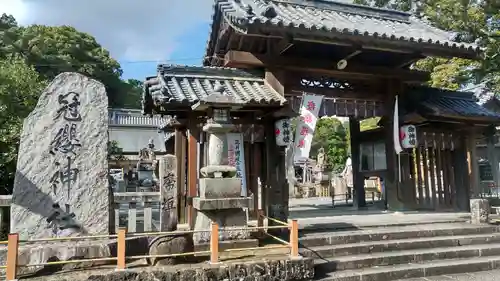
[2,215,299,281]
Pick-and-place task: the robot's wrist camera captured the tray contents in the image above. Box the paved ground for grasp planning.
[398,270,500,280]
[287,197,470,230]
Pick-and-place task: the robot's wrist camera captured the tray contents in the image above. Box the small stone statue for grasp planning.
[317,147,326,169]
[139,138,157,162]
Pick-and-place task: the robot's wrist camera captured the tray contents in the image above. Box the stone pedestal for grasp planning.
[193,177,252,243]
[470,198,490,224]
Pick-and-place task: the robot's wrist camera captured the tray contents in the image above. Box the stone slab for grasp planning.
[198,178,242,198]
[21,257,315,281]
[10,72,111,240]
[193,197,250,210]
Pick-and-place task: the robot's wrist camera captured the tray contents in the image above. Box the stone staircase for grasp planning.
[299,222,500,281]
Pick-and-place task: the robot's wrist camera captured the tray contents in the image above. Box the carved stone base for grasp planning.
[193,209,251,244]
[148,234,194,265]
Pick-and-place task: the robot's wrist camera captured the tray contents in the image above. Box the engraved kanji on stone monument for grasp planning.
[159,155,177,231]
[11,72,110,240]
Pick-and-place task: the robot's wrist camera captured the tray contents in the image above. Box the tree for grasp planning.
[0,56,48,193]
[108,140,127,161]
[312,117,348,172]
[0,15,137,107]
[352,0,500,93]
[121,79,143,109]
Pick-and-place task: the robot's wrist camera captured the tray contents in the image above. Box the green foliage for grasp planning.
[312,117,348,172]
[0,56,48,193]
[108,140,128,161]
[0,14,142,108]
[352,0,500,92]
[121,79,144,109]
[0,13,144,193]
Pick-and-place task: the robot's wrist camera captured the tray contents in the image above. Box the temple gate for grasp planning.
[143,0,500,228]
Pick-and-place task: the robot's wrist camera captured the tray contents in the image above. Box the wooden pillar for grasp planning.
[467,131,479,198]
[175,128,187,224]
[349,117,365,208]
[187,125,199,229]
[383,80,401,210]
[454,136,470,211]
[265,119,287,231]
[486,126,499,192]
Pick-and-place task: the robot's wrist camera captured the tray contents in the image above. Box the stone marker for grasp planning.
[11,72,110,240]
[470,198,489,224]
[159,154,178,231]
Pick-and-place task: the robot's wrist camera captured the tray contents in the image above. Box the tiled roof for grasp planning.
[142,65,287,114]
[206,0,478,59]
[409,87,500,121]
[465,82,497,106]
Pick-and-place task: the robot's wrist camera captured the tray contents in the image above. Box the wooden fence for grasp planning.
[2,214,298,281]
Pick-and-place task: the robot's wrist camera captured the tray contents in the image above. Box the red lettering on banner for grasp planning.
[306,101,316,111]
[297,139,305,148]
[300,126,309,136]
[302,113,312,124]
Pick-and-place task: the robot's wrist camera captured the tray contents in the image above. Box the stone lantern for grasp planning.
[191,90,255,247]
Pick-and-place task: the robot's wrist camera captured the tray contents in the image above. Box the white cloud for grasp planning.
[0,0,213,61]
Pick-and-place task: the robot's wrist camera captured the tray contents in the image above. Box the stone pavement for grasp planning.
[288,197,470,230]
[398,270,500,280]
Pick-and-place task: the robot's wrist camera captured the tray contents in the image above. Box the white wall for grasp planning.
[109,127,165,153]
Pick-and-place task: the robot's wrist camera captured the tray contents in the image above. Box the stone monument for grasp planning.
[148,154,194,265]
[11,72,111,240]
[190,91,255,248]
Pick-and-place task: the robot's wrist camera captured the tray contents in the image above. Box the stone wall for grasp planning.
[30,258,314,281]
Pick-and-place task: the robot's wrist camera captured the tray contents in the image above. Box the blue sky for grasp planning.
[120,22,210,80]
[0,0,214,80]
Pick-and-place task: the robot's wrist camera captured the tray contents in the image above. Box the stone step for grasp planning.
[300,223,499,248]
[298,214,469,235]
[301,233,500,258]
[315,255,500,281]
[314,243,500,273]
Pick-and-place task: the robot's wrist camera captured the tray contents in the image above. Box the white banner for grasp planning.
[293,94,324,162]
[227,133,247,196]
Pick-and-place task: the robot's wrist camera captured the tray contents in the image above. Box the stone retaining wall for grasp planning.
[33,258,314,281]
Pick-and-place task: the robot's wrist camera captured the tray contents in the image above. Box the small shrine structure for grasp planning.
[143,0,500,228]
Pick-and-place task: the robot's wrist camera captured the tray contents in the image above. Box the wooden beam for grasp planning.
[224,51,430,82]
[265,69,287,96]
[275,34,294,55]
[288,85,384,101]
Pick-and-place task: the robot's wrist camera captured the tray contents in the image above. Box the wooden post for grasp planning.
[116,228,126,270]
[6,233,19,281]
[384,79,400,210]
[290,220,299,258]
[349,117,365,208]
[175,128,187,224]
[187,129,198,229]
[210,222,219,264]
